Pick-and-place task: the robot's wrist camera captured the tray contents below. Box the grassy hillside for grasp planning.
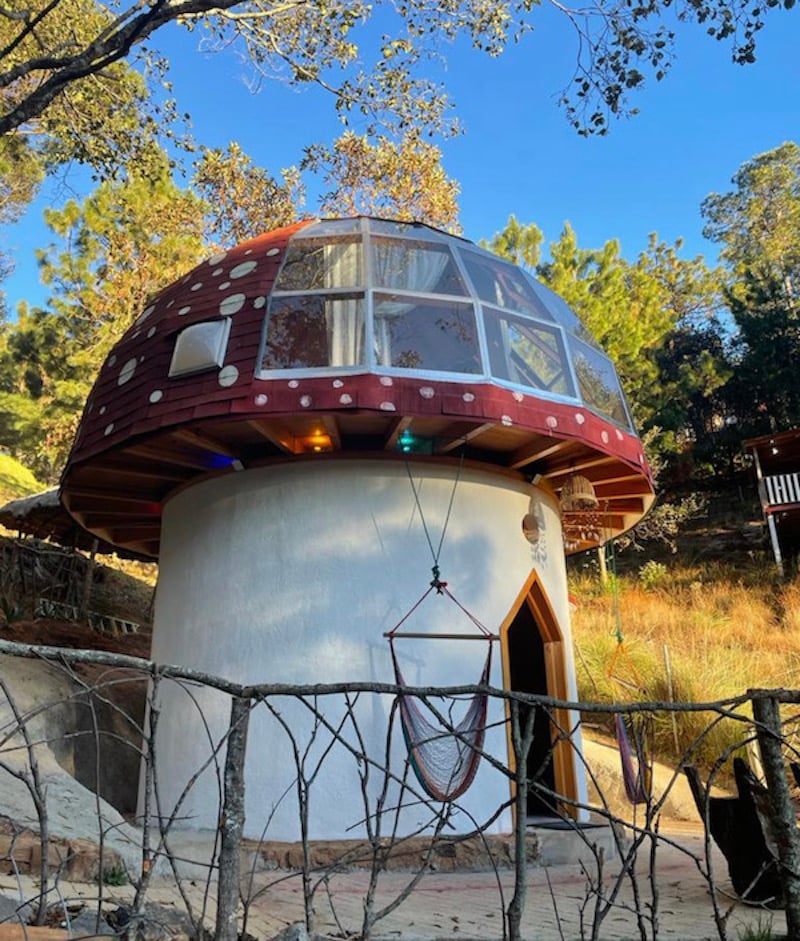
[570,551,798,768]
[0,453,44,504]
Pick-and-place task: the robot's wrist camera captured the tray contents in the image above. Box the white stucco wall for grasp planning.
[145,459,585,840]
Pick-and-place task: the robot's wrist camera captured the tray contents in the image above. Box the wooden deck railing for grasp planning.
[764,471,800,507]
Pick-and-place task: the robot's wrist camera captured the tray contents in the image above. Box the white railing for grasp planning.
[764,472,800,506]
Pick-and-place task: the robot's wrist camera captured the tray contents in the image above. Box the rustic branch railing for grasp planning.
[0,638,799,941]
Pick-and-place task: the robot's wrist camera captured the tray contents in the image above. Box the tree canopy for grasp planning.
[1,0,791,156]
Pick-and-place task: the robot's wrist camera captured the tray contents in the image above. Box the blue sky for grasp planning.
[4,5,799,313]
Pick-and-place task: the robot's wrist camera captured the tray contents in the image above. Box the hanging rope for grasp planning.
[387,457,496,801]
[404,451,465,592]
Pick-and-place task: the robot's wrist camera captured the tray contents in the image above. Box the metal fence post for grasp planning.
[753,694,800,940]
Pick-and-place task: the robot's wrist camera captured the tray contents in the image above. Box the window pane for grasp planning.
[531,279,599,347]
[461,251,555,322]
[374,294,481,374]
[484,308,574,397]
[275,238,363,292]
[569,338,631,428]
[261,294,365,370]
[372,238,467,296]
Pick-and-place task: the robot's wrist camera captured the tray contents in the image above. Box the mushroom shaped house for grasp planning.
[62,217,655,841]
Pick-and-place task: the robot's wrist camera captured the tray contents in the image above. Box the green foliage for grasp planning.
[637,560,670,590]
[737,914,774,941]
[0,452,42,504]
[703,143,800,439]
[0,164,208,478]
[303,132,461,231]
[479,216,543,269]
[101,863,129,886]
[0,0,786,158]
[194,143,303,248]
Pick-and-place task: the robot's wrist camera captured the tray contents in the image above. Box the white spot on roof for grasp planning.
[219,281,231,291]
[208,252,227,266]
[139,356,145,363]
[601,430,610,443]
[230,261,258,279]
[118,358,137,385]
[245,248,253,255]
[462,392,475,403]
[104,423,115,436]
[340,393,353,405]
[137,304,155,324]
[212,268,224,277]
[132,330,141,339]
[512,391,524,402]
[300,395,313,408]
[546,416,558,429]
[99,405,107,416]
[178,306,191,316]
[147,326,156,338]
[380,401,396,412]
[419,386,435,399]
[166,300,174,308]
[254,296,266,309]
[191,282,203,291]
[379,376,393,387]
[107,355,117,368]
[575,413,585,425]
[616,429,625,440]
[218,365,239,387]
[254,393,268,406]
[288,380,299,389]
[267,248,280,257]
[220,293,246,316]
[332,379,344,388]
[501,415,513,426]
[149,390,163,404]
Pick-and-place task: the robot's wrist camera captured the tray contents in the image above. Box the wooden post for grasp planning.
[215,696,251,941]
[753,695,800,939]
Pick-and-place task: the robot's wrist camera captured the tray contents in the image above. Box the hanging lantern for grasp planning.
[560,474,599,513]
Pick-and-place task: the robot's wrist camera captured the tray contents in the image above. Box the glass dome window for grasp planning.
[374,294,481,373]
[460,250,555,323]
[372,237,467,296]
[569,337,631,427]
[275,237,363,292]
[261,294,365,370]
[256,217,635,431]
[483,306,574,398]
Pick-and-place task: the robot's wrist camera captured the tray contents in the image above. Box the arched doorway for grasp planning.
[501,573,578,820]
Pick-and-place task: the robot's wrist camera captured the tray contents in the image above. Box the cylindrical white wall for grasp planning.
[145,459,584,840]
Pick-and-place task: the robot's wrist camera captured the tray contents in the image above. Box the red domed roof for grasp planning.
[61,218,655,558]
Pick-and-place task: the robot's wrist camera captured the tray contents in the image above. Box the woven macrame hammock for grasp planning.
[614,713,650,805]
[390,639,492,802]
[386,582,496,803]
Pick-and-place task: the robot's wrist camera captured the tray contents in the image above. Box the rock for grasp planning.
[270,922,307,941]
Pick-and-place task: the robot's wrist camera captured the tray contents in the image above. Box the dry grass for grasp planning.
[570,559,800,769]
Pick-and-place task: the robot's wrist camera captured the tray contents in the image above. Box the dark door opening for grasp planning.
[507,600,557,818]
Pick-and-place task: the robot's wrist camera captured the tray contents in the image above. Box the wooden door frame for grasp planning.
[500,570,578,819]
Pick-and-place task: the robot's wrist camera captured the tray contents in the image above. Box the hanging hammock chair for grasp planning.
[615,712,650,805]
[604,538,653,808]
[386,581,497,803]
